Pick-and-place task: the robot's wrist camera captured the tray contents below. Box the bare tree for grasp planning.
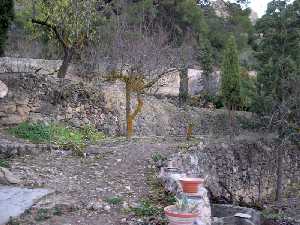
[106,22,176,138]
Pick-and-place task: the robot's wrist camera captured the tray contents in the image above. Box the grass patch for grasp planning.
[8,122,105,156]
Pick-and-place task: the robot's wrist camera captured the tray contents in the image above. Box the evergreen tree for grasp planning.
[221,35,241,136]
[221,35,241,110]
[255,0,300,201]
[200,38,213,95]
[0,0,14,56]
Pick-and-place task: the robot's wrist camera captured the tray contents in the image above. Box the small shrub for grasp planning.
[80,124,105,144]
[8,122,50,143]
[50,124,86,156]
[151,152,166,163]
[105,196,123,205]
[0,159,9,168]
[34,208,51,221]
[130,200,162,217]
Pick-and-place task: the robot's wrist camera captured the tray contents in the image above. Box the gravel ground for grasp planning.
[7,137,182,225]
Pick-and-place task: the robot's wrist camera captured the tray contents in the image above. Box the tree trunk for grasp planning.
[125,82,132,139]
[179,67,189,107]
[228,106,235,142]
[58,48,73,79]
[125,82,144,139]
[275,143,283,201]
[187,123,193,141]
[204,73,210,95]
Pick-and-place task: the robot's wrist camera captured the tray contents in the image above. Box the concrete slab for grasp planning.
[0,186,52,225]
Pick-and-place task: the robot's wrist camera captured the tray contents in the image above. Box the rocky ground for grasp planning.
[5,136,185,225]
[1,134,298,225]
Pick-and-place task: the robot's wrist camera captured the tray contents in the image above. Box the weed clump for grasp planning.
[8,122,105,156]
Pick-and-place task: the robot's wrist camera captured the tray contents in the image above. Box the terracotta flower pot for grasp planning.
[164,205,198,225]
[179,178,204,194]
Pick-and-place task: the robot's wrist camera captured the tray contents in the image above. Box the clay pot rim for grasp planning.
[179,177,204,183]
[164,205,199,218]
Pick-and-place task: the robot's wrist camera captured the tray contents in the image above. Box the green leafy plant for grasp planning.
[8,122,51,143]
[34,208,51,221]
[0,159,9,168]
[105,196,123,205]
[174,195,198,213]
[80,125,105,144]
[130,200,162,217]
[151,152,166,163]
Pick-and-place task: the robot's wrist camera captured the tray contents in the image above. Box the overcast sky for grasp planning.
[221,0,295,17]
[249,0,271,17]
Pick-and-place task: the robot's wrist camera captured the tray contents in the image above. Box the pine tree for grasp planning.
[221,35,241,111]
[0,0,14,56]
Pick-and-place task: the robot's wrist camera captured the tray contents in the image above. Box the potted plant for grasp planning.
[164,195,199,225]
[179,177,204,194]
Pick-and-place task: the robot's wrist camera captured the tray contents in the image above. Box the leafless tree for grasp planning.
[105,21,177,138]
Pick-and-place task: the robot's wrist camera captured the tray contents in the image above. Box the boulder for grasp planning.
[0,186,53,225]
[0,167,21,185]
[0,80,8,98]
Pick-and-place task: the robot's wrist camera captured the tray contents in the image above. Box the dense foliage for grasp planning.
[0,0,14,56]
[255,0,300,130]
[254,0,300,200]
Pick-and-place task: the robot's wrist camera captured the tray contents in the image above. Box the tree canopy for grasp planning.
[0,0,14,56]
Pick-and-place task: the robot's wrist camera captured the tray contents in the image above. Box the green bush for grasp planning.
[80,125,105,144]
[105,196,123,205]
[8,122,105,156]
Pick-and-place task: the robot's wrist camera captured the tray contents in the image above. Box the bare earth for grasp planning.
[7,137,182,225]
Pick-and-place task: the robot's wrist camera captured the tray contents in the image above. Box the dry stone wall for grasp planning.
[0,57,222,97]
[0,72,259,137]
[165,137,299,204]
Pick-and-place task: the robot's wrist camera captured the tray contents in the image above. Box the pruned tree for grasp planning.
[106,23,176,138]
[21,0,103,78]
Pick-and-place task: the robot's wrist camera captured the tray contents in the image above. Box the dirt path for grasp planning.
[7,137,183,225]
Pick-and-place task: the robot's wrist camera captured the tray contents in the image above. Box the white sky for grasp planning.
[250,0,271,17]
[215,0,296,17]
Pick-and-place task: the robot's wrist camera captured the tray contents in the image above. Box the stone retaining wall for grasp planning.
[165,137,299,204]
